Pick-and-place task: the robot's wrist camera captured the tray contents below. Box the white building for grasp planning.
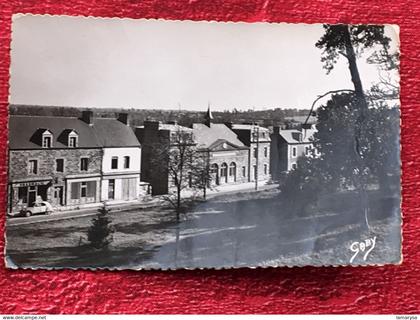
[101,146,141,203]
[92,114,142,203]
[270,123,317,180]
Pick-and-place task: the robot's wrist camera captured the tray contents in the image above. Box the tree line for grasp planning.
[9,104,309,128]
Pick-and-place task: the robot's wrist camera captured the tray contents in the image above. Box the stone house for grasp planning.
[135,108,259,195]
[8,113,102,213]
[8,111,141,214]
[230,123,271,183]
[270,123,317,181]
[133,120,193,195]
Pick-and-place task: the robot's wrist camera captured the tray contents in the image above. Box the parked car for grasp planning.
[18,201,54,217]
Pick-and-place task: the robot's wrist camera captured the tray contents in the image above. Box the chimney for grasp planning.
[81,110,93,125]
[144,120,160,131]
[273,126,280,135]
[118,113,130,126]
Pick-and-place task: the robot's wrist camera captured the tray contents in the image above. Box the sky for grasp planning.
[9,15,399,111]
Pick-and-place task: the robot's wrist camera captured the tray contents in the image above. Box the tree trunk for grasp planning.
[343,25,370,229]
[342,26,368,109]
[174,224,180,268]
[176,186,181,222]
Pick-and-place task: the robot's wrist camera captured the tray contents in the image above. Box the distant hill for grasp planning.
[9,104,312,128]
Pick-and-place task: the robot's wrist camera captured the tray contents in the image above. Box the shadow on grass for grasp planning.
[7,241,159,269]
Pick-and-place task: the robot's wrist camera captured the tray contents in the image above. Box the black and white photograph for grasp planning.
[6,15,401,269]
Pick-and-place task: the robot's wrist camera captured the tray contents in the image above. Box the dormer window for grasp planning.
[42,130,53,148]
[68,130,79,147]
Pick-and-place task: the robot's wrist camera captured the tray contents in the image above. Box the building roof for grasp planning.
[192,123,246,150]
[231,124,270,132]
[231,123,271,143]
[9,115,140,150]
[91,118,140,147]
[279,129,315,144]
[158,123,193,132]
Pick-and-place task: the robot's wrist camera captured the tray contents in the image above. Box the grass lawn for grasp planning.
[6,188,401,269]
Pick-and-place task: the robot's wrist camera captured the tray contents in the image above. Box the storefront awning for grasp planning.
[11,178,52,187]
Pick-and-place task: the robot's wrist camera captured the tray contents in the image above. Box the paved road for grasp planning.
[6,184,278,227]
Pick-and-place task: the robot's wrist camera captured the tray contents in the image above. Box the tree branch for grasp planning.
[304,89,355,125]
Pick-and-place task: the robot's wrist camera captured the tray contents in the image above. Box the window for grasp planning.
[71,182,80,199]
[124,156,130,169]
[18,186,28,204]
[292,163,297,170]
[28,160,38,174]
[111,157,118,169]
[242,166,246,177]
[71,181,96,200]
[305,146,310,156]
[253,165,257,179]
[108,179,115,200]
[210,163,218,174]
[262,132,266,138]
[264,147,268,157]
[42,136,52,148]
[221,163,228,178]
[210,163,219,185]
[69,136,77,147]
[56,159,64,172]
[80,182,87,198]
[229,162,236,176]
[229,162,236,181]
[292,146,297,158]
[253,148,258,158]
[264,164,268,175]
[80,157,89,171]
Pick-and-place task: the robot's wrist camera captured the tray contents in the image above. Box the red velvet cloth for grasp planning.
[0,0,418,314]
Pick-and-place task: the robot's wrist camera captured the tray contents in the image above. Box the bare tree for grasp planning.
[151,127,211,220]
[190,150,213,200]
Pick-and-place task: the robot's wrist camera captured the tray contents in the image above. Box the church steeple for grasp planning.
[204,103,213,127]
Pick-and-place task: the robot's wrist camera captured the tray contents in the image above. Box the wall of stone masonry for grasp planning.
[9,148,102,181]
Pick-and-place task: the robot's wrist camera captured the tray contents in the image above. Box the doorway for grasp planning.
[54,186,64,206]
[108,179,115,200]
[28,186,37,205]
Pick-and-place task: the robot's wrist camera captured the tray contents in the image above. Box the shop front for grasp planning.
[101,175,139,203]
[9,178,52,214]
[66,177,101,207]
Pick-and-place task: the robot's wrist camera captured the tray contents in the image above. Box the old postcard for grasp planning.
[6,15,401,269]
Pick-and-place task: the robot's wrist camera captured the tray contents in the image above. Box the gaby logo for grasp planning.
[349,236,377,264]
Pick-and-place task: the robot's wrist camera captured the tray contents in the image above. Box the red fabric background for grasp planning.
[0,0,419,314]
